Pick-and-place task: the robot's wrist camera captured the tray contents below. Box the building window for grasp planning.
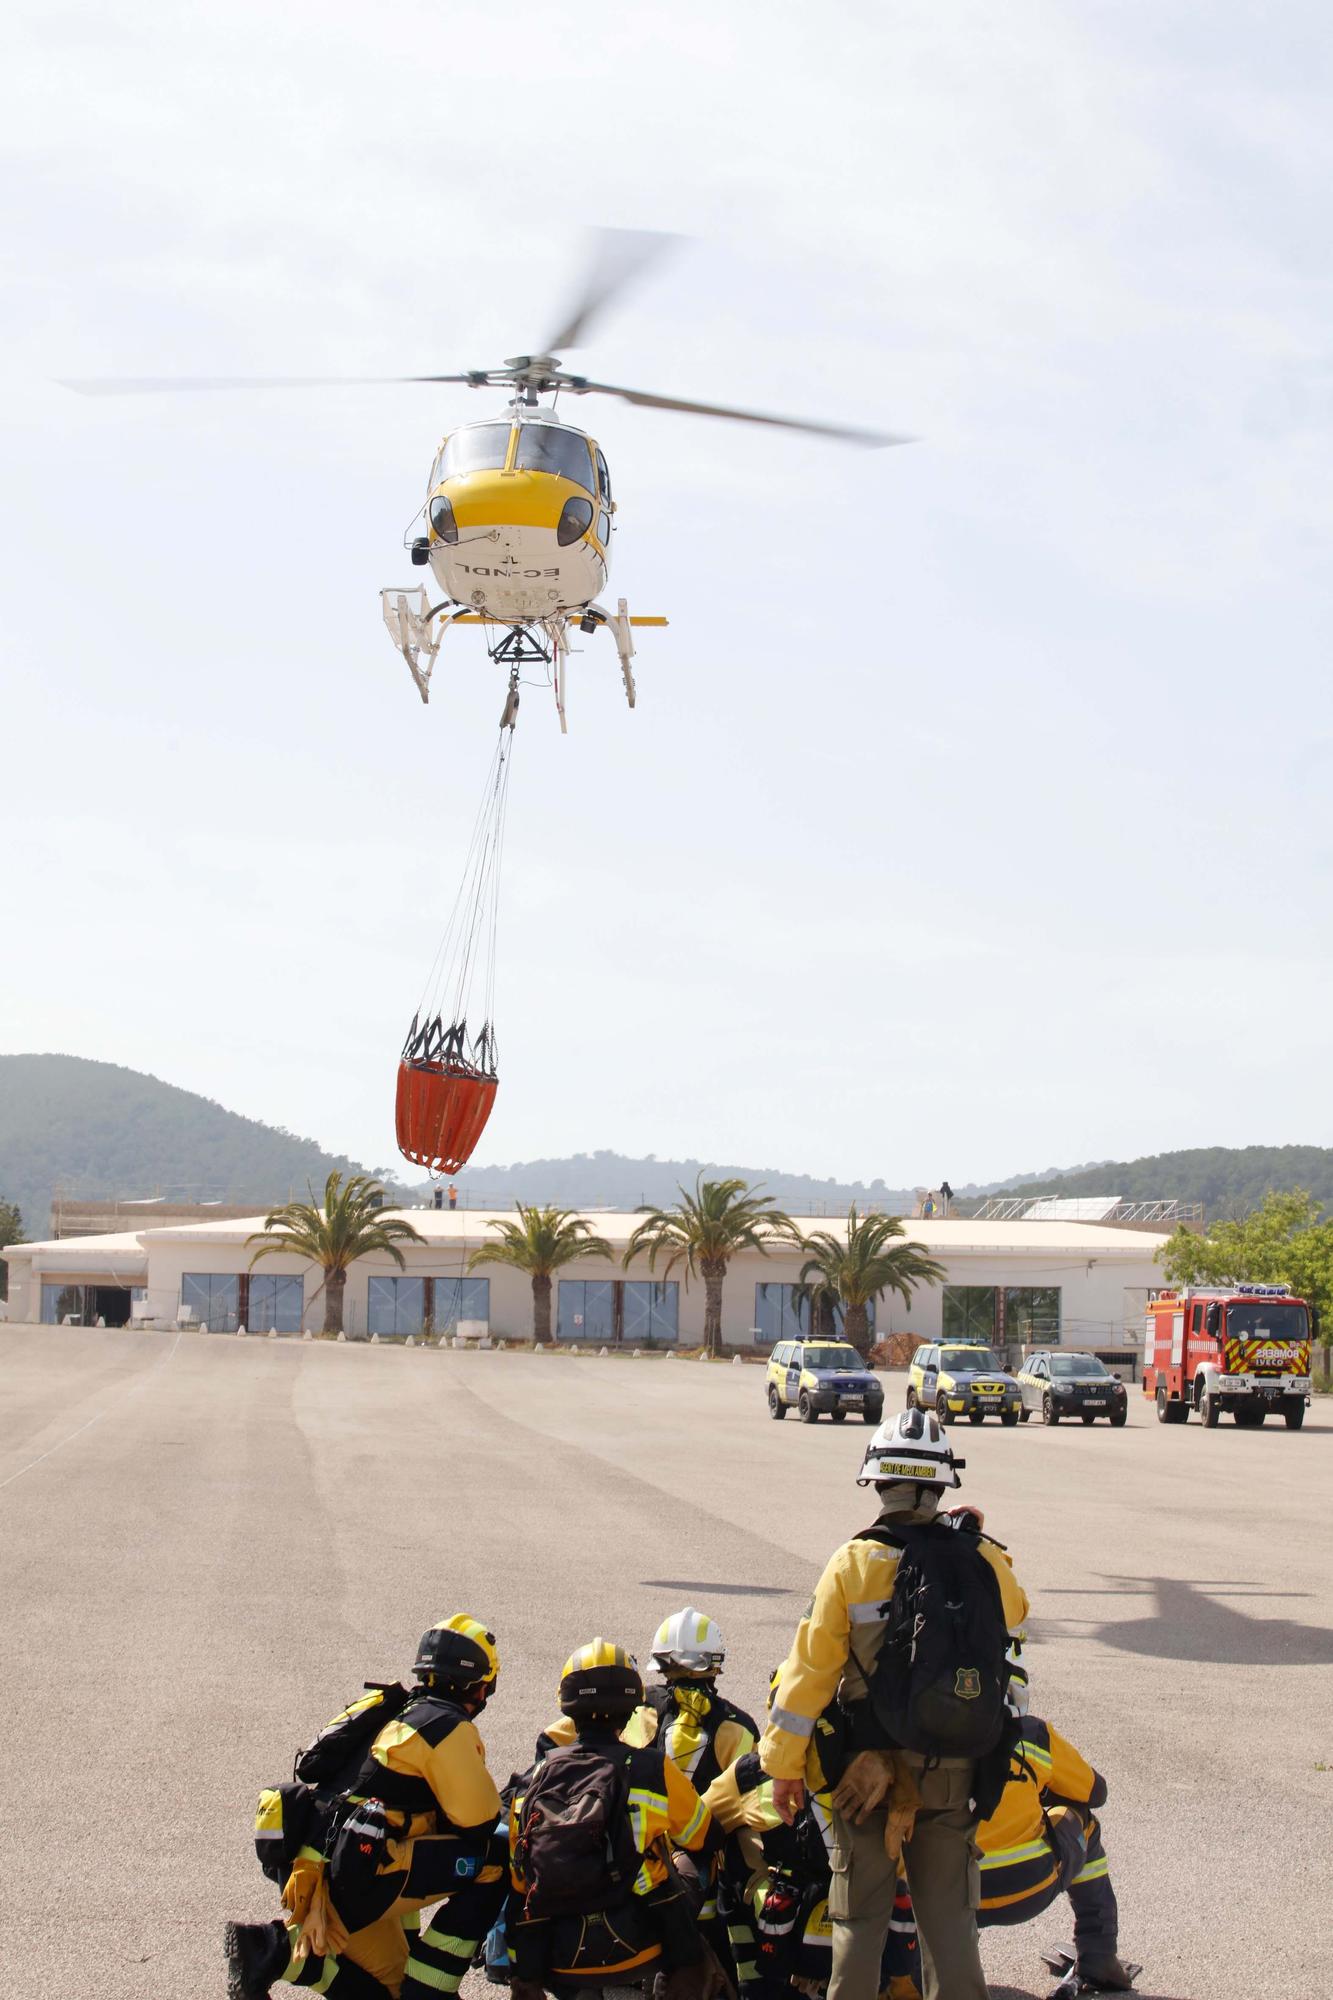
[942,1285,1060,1346]
[558,1279,679,1345]
[367,1274,489,1338]
[434,1276,490,1332]
[182,1273,241,1331]
[942,1286,997,1341]
[250,1274,304,1333]
[41,1282,85,1324]
[754,1283,875,1348]
[1005,1287,1061,1345]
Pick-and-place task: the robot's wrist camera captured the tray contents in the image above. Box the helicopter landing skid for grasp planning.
[380,586,667,727]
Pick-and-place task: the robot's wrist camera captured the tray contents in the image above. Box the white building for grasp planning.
[2,1209,1170,1359]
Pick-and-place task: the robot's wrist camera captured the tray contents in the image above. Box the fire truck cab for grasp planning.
[1144,1284,1313,1430]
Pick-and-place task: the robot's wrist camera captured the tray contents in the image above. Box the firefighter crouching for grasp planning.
[226,1615,507,2000]
[759,1410,1029,2000]
[507,1640,727,2000]
[971,1665,1137,1996]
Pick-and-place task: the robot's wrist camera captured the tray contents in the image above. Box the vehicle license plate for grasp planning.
[840,1394,863,1405]
[1084,1397,1105,1407]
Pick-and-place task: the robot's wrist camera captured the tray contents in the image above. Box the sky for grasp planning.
[1,0,1330,1188]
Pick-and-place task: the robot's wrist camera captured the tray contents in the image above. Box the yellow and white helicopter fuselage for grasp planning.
[381,410,664,730]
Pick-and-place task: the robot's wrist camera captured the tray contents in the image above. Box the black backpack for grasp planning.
[293,1681,411,1792]
[862,1522,1010,1761]
[514,1742,643,1919]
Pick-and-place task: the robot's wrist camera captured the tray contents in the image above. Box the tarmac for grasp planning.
[2,1325,1330,2000]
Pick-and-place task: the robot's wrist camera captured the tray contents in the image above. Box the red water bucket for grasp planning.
[395,1060,498,1174]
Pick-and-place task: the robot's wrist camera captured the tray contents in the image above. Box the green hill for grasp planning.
[2,1054,1329,1240]
[975,1146,1333,1218]
[0,1054,384,1235]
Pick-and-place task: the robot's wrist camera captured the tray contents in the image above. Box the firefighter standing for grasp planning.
[759,1411,1029,2000]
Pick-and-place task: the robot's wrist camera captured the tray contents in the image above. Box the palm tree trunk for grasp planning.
[702,1255,726,1358]
[533,1273,553,1346]
[323,1269,346,1338]
[845,1298,871,1358]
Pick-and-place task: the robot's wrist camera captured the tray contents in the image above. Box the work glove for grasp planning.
[653,1943,735,2000]
[830,1749,899,1825]
[883,1761,922,1864]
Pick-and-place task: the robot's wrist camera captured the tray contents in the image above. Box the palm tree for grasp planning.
[468,1204,613,1345]
[795,1205,945,1358]
[625,1177,796,1358]
[248,1172,426,1337]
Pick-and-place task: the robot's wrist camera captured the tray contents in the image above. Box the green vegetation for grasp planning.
[794,1206,945,1358]
[249,1173,425,1336]
[1159,1190,1333,1348]
[0,1198,23,1302]
[626,1178,796,1359]
[0,1053,400,1235]
[469,1205,613,1346]
[982,1146,1333,1217]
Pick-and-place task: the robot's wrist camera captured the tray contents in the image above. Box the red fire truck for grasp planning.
[1143,1283,1313,1429]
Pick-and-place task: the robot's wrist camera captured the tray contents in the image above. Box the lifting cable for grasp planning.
[396,684,518,1174]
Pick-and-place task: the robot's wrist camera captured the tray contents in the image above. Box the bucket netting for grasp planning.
[396,724,514,1174]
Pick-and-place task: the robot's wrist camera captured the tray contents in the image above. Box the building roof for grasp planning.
[4,1231,150,1276]
[5,1208,1172,1263]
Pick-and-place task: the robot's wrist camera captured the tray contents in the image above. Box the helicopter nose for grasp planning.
[447,469,555,532]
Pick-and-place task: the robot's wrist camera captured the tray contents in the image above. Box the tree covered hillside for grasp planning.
[983,1145,1333,1217]
[0,1054,382,1236]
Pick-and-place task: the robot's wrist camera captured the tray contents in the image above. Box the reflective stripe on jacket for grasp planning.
[759,1526,1030,1780]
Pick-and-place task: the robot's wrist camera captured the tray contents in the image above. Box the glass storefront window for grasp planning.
[754,1284,874,1349]
[41,1282,85,1324]
[942,1286,998,1342]
[514,424,595,489]
[182,1273,241,1331]
[1006,1287,1061,1344]
[558,1279,679,1344]
[250,1274,304,1333]
[367,1274,489,1337]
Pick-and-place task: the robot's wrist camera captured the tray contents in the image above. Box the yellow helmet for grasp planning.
[558,1638,643,1720]
[414,1613,500,1693]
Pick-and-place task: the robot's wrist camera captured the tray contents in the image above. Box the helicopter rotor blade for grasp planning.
[59,373,482,396]
[569,379,910,447]
[542,228,680,355]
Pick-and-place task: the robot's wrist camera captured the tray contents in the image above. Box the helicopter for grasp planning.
[64,230,908,732]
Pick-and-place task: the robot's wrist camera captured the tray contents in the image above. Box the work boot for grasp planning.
[1077,1954,1138,1992]
[224,1921,287,2000]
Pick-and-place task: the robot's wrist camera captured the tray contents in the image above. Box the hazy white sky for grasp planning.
[2,0,1330,1186]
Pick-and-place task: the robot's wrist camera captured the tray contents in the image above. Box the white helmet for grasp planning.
[650,1606,726,1677]
[856,1408,962,1489]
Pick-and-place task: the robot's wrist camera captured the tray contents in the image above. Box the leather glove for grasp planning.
[830,1749,899,1826]
[883,1757,922,1863]
[281,1852,324,1930]
[654,1944,735,2000]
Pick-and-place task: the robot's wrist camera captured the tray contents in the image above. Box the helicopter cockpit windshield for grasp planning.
[433,423,513,487]
[514,424,595,490]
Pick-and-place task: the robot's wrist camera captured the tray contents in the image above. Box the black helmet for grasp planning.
[414,1614,500,1692]
[559,1639,643,1721]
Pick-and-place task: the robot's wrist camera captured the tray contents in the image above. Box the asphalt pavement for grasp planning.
[3,1327,1330,2000]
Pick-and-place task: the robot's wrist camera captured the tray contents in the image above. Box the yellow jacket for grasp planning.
[759,1527,1029,1781]
[541,1690,756,1788]
[977,1716,1102,1913]
[363,1697,501,1839]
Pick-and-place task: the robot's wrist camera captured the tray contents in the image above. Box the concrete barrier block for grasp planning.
[237,1325,247,1338]
[302,1330,313,1341]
